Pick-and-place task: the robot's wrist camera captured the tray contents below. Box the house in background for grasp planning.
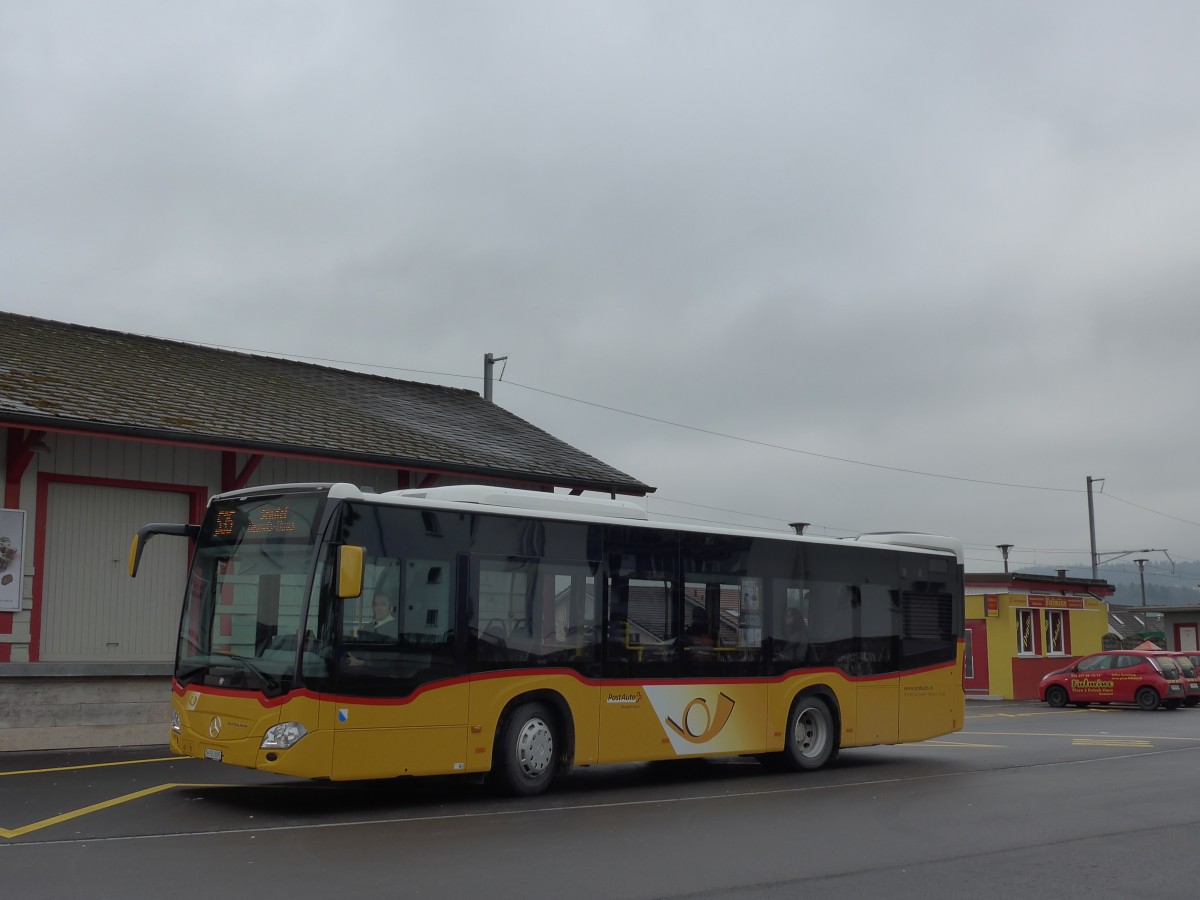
[1135,606,1199,651]
[1105,606,1166,650]
[964,571,1114,700]
[0,312,652,750]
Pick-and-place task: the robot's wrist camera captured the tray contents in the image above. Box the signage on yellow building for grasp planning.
[1028,595,1085,609]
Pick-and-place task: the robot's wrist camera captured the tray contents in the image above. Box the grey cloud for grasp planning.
[6,1,1200,568]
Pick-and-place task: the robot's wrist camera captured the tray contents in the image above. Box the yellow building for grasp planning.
[965,573,1114,700]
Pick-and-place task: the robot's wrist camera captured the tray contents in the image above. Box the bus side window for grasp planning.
[471,555,600,672]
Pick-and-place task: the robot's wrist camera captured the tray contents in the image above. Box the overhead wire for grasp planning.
[504,379,1081,494]
[166,333,1200,549]
[1101,492,1200,529]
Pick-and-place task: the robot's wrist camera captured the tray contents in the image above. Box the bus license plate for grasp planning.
[204,748,223,762]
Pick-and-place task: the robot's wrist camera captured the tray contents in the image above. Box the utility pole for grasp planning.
[1135,558,1149,607]
[1087,476,1104,579]
[483,353,508,403]
[996,544,1013,574]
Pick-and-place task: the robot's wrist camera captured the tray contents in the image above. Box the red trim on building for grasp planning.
[29,473,208,663]
[1,430,44,639]
[968,576,1114,599]
[963,620,990,694]
[1012,655,1070,700]
[1174,621,1200,652]
[221,452,264,493]
[5,428,46,508]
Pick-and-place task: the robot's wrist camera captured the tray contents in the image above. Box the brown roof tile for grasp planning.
[0,311,652,495]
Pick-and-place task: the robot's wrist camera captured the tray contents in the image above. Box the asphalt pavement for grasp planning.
[4,699,1200,899]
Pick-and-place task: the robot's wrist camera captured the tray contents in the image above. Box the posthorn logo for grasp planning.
[665,692,736,744]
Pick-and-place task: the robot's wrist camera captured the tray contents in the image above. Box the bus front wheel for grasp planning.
[495,702,558,796]
[784,696,838,771]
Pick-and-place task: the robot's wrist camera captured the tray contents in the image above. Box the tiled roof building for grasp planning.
[0,312,651,496]
[0,311,651,750]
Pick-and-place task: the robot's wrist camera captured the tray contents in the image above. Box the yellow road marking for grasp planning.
[1073,738,1152,748]
[0,782,231,840]
[920,740,1005,748]
[0,756,178,778]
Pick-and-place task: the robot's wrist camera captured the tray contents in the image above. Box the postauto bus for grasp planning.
[130,482,964,795]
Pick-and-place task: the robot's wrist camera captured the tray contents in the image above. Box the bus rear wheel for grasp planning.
[784,696,837,771]
[495,702,557,796]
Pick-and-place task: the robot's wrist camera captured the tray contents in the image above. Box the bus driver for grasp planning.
[364,591,398,639]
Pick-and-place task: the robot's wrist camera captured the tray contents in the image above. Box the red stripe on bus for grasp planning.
[172,657,961,709]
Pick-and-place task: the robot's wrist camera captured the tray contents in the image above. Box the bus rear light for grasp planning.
[171,710,182,734]
[261,722,308,750]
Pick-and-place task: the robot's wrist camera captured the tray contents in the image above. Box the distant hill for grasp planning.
[1013,560,1200,607]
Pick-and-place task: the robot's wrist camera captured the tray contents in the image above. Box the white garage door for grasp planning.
[41,482,190,662]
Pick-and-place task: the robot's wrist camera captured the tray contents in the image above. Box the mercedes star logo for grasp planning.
[208,716,222,738]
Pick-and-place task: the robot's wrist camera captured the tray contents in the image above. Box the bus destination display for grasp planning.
[205,494,323,543]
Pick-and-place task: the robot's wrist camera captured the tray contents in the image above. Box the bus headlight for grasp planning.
[261,722,308,750]
[171,709,182,734]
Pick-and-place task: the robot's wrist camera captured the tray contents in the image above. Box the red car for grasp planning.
[1040,649,1186,711]
[1174,652,1200,704]
[1152,652,1200,707]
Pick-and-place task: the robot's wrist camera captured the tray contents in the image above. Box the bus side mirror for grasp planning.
[337,545,365,599]
[128,523,201,577]
[128,535,143,578]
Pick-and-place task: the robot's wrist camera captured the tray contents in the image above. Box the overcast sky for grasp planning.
[4,2,1200,579]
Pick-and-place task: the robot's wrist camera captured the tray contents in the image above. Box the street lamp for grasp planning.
[996,544,1013,574]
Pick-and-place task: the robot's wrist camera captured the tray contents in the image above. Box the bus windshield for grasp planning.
[176,491,328,696]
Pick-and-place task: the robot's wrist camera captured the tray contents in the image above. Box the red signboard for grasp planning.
[1028,595,1085,610]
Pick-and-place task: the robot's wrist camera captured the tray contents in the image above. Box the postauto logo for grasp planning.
[665,693,736,744]
[643,686,746,755]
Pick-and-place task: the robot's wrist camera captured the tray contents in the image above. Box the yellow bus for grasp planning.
[130,482,964,795]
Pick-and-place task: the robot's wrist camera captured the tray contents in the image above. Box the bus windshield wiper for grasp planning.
[218,654,282,696]
[175,662,209,687]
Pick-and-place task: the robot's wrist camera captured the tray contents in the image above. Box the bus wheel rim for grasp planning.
[516,717,553,777]
[795,708,827,758]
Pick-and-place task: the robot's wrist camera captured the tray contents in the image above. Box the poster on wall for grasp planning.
[0,509,25,612]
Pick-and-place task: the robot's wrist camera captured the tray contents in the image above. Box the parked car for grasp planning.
[1152,652,1200,707]
[1039,650,1186,710]
[1174,653,1200,705]
[1175,651,1200,671]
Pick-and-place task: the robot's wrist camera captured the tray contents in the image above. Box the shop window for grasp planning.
[1045,609,1068,656]
[1017,608,1037,655]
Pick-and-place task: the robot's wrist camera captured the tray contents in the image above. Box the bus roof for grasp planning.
[223,482,963,564]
